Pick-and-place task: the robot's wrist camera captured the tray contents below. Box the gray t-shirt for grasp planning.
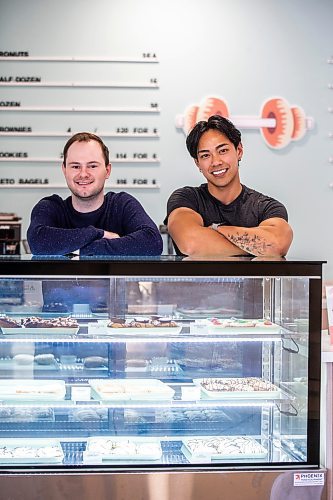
[165,183,288,255]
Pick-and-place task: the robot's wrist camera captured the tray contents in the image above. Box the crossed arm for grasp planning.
[167,207,293,257]
[27,199,163,256]
[28,221,162,256]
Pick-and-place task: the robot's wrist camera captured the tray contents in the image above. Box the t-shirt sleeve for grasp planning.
[164,187,199,224]
[259,197,289,222]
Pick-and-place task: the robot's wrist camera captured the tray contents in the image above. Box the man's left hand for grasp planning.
[103,230,120,239]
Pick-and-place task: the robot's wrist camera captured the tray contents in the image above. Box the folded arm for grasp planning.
[215,217,293,256]
[217,217,293,257]
[27,203,104,255]
[80,226,163,256]
[167,208,293,257]
[27,198,163,256]
[167,208,248,257]
[79,195,163,256]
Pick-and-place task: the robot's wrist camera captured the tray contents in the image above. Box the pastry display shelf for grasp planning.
[0,324,302,343]
[83,332,286,343]
[0,385,292,408]
[87,335,283,343]
[45,438,305,467]
[0,81,159,88]
[83,398,288,409]
[0,397,281,407]
[0,439,298,467]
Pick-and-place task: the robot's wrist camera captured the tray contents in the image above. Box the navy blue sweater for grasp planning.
[27,192,163,256]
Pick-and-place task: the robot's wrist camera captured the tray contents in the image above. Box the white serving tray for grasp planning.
[0,379,66,401]
[89,378,175,401]
[206,318,280,334]
[0,438,64,463]
[85,436,162,461]
[182,436,267,460]
[88,321,181,336]
[193,378,280,399]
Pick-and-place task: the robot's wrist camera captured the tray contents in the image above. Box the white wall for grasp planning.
[0,0,332,276]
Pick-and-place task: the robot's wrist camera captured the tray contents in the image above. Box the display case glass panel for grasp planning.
[0,258,322,471]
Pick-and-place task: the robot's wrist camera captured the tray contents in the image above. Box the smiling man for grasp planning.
[27,132,163,256]
[166,115,293,257]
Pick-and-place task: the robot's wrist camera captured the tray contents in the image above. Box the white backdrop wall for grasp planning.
[0,0,332,276]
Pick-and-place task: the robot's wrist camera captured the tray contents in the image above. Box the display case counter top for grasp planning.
[0,255,325,278]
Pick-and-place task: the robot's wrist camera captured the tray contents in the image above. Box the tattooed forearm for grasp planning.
[225,231,273,256]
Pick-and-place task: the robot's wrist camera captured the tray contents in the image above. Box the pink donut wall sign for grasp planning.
[175,96,314,150]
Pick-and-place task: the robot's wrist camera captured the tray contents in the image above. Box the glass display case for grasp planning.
[0,256,325,500]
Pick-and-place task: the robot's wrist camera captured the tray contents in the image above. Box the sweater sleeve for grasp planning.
[80,195,163,256]
[27,199,104,255]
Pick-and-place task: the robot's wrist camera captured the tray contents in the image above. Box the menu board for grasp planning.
[0,51,160,190]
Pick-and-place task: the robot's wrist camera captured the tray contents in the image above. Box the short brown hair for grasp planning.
[62,132,110,166]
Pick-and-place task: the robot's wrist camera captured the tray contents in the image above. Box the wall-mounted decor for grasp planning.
[176,96,314,150]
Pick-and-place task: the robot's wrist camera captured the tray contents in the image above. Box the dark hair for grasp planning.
[186,115,242,159]
[62,132,110,166]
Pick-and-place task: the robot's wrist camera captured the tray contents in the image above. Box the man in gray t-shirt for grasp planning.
[165,115,293,257]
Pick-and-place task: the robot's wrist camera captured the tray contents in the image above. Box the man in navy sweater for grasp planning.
[27,132,163,256]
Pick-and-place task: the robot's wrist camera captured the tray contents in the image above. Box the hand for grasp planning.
[103,230,120,239]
